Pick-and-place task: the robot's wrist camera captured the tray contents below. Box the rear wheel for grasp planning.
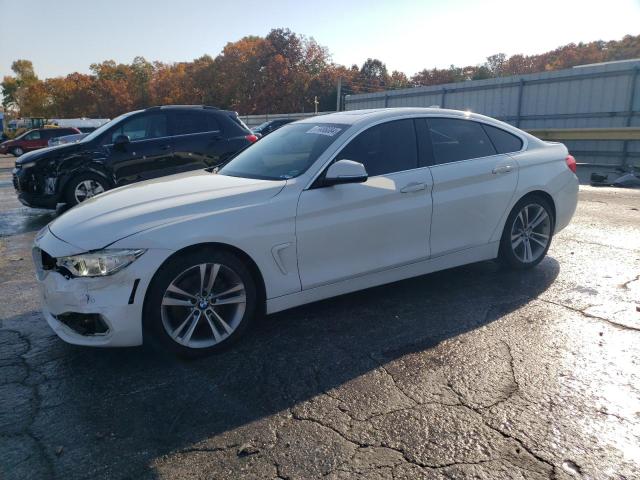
[144,249,257,358]
[64,173,108,206]
[499,195,554,269]
[11,147,24,157]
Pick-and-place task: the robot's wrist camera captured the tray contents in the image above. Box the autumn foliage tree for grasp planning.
[2,31,640,119]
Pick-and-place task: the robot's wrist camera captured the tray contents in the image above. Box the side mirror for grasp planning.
[113,134,130,150]
[322,159,368,186]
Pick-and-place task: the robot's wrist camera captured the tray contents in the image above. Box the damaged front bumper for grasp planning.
[13,166,61,209]
[34,227,173,347]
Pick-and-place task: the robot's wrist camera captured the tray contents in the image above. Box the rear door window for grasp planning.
[427,118,496,165]
[171,111,219,136]
[47,129,71,138]
[481,124,523,153]
[336,119,418,176]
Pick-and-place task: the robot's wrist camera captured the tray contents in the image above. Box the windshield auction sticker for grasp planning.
[306,126,342,137]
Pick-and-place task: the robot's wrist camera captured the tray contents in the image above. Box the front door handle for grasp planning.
[160,144,172,151]
[492,165,513,175]
[400,182,427,193]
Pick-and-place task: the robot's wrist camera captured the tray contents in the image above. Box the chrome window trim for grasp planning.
[104,129,222,147]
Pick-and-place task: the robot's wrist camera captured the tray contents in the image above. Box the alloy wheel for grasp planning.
[74,179,105,203]
[510,203,551,263]
[160,263,247,349]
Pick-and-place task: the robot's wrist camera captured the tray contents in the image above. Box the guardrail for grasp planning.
[526,127,639,168]
[526,127,640,141]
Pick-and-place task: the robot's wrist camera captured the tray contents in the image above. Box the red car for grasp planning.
[0,127,81,156]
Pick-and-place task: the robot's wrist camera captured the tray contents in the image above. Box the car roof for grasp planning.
[298,107,498,125]
[297,107,542,145]
[144,105,234,114]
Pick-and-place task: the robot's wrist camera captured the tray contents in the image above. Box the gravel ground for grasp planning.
[0,154,639,479]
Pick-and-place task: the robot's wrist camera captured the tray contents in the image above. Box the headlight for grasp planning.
[19,161,36,169]
[56,249,145,277]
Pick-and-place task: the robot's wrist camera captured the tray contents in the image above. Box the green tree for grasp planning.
[1,60,43,115]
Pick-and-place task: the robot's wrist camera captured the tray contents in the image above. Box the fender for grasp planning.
[56,154,114,196]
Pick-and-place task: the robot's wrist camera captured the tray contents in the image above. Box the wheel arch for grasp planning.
[492,189,557,246]
[517,189,556,224]
[497,189,556,268]
[57,163,113,196]
[141,242,267,336]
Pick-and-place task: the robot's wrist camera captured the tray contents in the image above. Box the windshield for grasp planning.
[219,123,348,180]
[81,110,140,143]
[254,121,270,131]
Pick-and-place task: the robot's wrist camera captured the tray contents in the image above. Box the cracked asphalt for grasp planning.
[1,153,639,479]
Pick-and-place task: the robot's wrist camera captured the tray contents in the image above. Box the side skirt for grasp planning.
[266,242,500,314]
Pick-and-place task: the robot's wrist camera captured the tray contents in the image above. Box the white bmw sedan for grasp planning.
[33,108,578,356]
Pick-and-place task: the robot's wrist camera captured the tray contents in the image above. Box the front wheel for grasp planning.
[499,195,555,269]
[64,173,108,206]
[11,147,24,157]
[144,249,257,358]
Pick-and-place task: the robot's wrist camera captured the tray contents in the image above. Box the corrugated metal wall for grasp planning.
[344,60,640,167]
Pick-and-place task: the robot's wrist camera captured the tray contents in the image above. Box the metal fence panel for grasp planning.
[239,111,332,128]
[344,60,640,167]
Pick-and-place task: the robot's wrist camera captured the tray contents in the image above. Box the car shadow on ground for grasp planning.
[8,257,560,478]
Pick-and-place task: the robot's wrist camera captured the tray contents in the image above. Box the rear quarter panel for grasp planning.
[490,142,578,242]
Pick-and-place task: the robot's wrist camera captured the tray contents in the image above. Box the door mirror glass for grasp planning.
[323,159,368,186]
[113,134,130,149]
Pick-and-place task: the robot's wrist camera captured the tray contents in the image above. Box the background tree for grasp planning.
[359,58,389,90]
[3,32,640,118]
[2,60,42,115]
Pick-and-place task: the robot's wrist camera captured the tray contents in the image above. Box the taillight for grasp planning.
[565,154,577,174]
[245,134,258,143]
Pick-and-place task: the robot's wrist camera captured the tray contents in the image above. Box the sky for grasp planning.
[1,0,639,81]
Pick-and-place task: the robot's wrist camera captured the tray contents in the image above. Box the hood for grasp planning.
[49,170,286,250]
[15,142,83,165]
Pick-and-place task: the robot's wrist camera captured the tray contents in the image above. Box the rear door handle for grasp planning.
[160,145,172,151]
[400,182,427,193]
[492,165,513,175]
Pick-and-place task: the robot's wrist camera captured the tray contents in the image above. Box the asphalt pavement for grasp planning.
[1,154,639,479]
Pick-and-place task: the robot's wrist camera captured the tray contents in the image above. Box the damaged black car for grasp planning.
[12,105,258,209]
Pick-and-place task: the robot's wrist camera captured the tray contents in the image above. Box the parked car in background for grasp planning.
[50,118,110,133]
[0,127,81,156]
[252,118,295,137]
[48,132,88,147]
[32,108,578,356]
[12,105,258,209]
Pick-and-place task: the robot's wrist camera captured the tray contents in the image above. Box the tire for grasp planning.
[64,173,108,206]
[144,248,258,358]
[498,194,555,269]
[11,147,24,157]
